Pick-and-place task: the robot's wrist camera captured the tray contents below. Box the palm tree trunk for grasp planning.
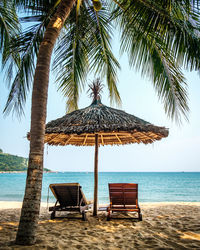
[15,0,76,245]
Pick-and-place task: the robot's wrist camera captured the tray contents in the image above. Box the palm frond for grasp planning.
[113,0,200,72]
[3,0,200,123]
[120,21,189,122]
[53,6,90,113]
[14,0,59,15]
[3,19,47,115]
[0,1,20,60]
[169,7,200,71]
[53,1,121,112]
[84,1,121,106]
[3,0,60,115]
[110,0,200,121]
[151,44,189,123]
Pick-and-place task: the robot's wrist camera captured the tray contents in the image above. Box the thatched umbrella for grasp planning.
[44,80,169,216]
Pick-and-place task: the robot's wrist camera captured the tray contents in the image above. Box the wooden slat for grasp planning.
[101,134,104,146]
[115,134,122,144]
[64,135,73,145]
[83,135,88,145]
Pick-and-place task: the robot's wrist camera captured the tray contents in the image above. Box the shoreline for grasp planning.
[1,201,200,209]
[0,201,54,209]
[0,171,54,174]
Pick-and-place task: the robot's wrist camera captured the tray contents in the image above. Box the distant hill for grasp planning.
[0,149,51,172]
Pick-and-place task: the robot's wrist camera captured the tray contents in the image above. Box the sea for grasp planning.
[0,172,200,204]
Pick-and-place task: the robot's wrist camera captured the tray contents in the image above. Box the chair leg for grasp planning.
[82,212,87,221]
[51,211,56,220]
[107,209,111,221]
[139,213,142,221]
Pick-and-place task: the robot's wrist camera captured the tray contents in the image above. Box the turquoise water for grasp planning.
[0,172,200,204]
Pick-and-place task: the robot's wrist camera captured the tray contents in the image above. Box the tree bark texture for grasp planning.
[93,134,99,216]
[15,0,76,245]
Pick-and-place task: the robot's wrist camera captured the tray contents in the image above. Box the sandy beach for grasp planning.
[0,201,200,249]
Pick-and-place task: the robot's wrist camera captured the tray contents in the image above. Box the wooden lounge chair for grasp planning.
[107,183,142,221]
[49,183,88,221]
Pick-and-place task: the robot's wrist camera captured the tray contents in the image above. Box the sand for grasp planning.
[0,201,200,249]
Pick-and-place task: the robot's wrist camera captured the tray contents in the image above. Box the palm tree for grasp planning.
[2,0,200,245]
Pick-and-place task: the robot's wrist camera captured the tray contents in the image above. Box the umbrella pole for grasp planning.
[93,134,99,216]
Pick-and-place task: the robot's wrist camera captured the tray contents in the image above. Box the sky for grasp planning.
[0,37,200,172]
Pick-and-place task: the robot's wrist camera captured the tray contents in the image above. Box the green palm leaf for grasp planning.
[53,1,121,111]
[3,9,52,115]
[112,0,200,72]
[111,0,200,121]
[53,5,90,112]
[85,1,121,105]
[3,0,200,122]
[0,0,20,62]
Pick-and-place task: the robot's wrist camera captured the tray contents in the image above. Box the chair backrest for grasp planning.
[49,183,87,207]
[108,183,138,206]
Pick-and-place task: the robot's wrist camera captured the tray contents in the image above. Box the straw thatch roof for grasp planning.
[44,99,168,146]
